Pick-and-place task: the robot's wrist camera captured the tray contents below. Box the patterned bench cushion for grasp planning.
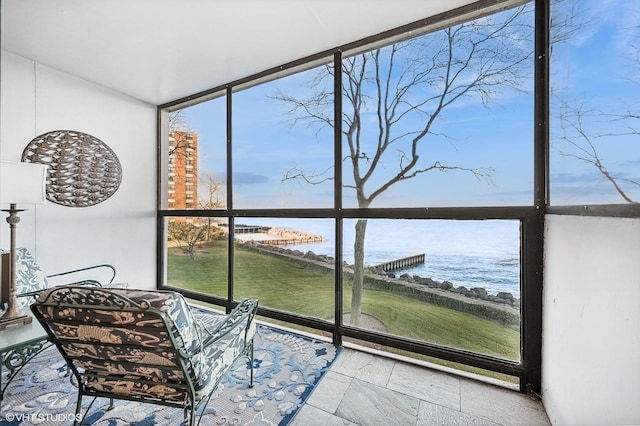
[32,287,256,404]
[191,310,256,400]
[82,309,255,402]
[15,247,49,308]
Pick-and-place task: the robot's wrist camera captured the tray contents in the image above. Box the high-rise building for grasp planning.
[168,130,198,210]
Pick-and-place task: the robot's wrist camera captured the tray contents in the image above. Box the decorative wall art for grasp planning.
[21,130,122,207]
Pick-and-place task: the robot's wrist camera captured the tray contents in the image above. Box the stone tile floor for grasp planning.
[291,347,551,426]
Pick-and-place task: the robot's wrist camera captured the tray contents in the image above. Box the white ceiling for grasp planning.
[2,0,480,106]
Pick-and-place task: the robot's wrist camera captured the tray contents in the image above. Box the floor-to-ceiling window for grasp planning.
[158,0,544,392]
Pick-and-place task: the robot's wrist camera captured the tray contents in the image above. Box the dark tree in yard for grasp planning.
[277,5,533,326]
[168,220,207,260]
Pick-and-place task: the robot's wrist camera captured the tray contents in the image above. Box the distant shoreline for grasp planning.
[237,237,520,321]
[221,225,325,244]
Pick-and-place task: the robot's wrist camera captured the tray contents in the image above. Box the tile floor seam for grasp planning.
[332,370,354,381]
[385,360,397,388]
[336,377,421,426]
[457,376,463,412]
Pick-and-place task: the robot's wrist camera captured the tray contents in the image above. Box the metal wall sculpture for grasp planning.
[21,130,122,207]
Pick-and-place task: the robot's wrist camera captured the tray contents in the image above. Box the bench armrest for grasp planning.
[47,264,116,285]
[200,299,258,346]
[17,279,102,301]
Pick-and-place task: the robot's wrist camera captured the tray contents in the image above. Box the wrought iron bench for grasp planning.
[11,247,117,308]
[30,286,258,426]
[0,248,117,403]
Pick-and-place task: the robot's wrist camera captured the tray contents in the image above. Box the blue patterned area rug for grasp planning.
[1,309,340,426]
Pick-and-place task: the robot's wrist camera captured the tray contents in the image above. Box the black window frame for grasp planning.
[156,0,558,393]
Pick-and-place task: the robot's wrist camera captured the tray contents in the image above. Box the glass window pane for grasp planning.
[232,66,334,209]
[550,0,640,205]
[342,219,521,361]
[164,216,229,299]
[341,5,534,208]
[157,1,539,381]
[233,218,335,318]
[164,95,227,210]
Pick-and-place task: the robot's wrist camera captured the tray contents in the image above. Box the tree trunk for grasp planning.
[350,218,368,326]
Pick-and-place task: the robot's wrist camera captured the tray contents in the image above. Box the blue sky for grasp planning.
[177,0,639,209]
[549,0,640,204]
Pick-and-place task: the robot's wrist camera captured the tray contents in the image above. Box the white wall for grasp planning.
[1,50,157,289]
[543,214,640,425]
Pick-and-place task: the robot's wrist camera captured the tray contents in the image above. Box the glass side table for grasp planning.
[0,310,50,407]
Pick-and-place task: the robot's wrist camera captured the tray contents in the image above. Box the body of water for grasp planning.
[237,218,521,298]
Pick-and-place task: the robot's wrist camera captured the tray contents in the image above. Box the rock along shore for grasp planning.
[236,237,521,327]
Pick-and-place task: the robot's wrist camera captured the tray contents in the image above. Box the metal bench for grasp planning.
[30,286,258,425]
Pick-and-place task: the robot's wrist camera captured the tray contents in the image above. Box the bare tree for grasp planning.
[276,5,533,325]
[168,110,193,159]
[199,174,226,210]
[199,174,227,240]
[557,101,639,203]
[550,0,590,45]
[169,109,189,132]
[553,5,639,204]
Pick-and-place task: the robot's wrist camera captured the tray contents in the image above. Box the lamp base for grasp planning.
[0,312,33,330]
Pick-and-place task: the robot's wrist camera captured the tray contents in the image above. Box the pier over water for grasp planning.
[376,253,425,271]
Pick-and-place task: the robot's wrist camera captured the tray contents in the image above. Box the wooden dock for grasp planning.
[259,236,325,246]
[234,224,271,233]
[376,253,425,271]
